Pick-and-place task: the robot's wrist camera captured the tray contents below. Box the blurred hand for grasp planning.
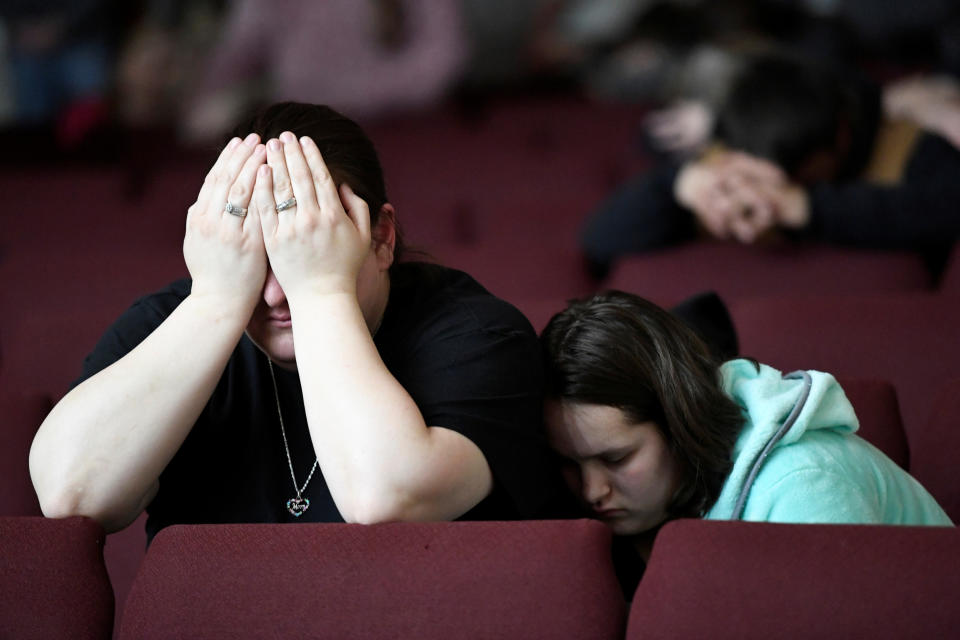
[884,75,960,150]
[675,151,808,242]
[183,134,268,314]
[253,133,371,302]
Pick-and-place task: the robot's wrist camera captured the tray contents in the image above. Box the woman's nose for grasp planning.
[581,464,611,506]
[262,269,287,308]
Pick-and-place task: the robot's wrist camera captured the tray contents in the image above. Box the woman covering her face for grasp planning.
[540,291,953,595]
[30,102,570,542]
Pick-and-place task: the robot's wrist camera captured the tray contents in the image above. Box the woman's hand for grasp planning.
[183,134,268,314]
[253,132,372,302]
[675,151,791,243]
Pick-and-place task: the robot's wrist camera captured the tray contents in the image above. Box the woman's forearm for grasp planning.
[29,294,250,532]
[289,292,491,524]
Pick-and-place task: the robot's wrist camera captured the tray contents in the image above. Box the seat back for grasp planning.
[911,378,960,522]
[835,378,909,470]
[732,293,960,443]
[605,243,931,307]
[628,519,960,639]
[0,516,114,640]
[119,519,626,640]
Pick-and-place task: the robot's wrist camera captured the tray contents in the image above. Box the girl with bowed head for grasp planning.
[540,291,952,595]
[31,102,568,541]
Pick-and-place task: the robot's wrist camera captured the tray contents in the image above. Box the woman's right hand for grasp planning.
[184,134,268,314]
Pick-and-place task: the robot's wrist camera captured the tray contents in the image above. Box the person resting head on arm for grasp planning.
[30,101,567,540]
[581,52,960,278]
[540,291,953,595]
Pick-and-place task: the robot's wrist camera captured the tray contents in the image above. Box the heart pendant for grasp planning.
[286,496,310,517]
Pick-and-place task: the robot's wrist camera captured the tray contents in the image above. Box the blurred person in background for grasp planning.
[182,0,466,141]
[115,0,227,130]
[0,0,122,146]
[581,52,960,278]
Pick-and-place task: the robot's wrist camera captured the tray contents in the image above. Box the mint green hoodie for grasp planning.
[705,360,953,526]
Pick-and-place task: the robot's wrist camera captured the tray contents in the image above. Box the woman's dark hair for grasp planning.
[540,290,745,519]
[227,101,404,265]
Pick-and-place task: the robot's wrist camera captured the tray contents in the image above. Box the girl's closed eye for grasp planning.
[603,450,634,467]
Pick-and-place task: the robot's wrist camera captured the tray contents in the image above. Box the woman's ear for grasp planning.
[372,203,397,270]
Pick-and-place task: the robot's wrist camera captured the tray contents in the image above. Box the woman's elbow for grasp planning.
[338,490,412,525]
[337,482,483,524]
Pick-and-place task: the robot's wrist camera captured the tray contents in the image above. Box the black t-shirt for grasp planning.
[73,262,573,543]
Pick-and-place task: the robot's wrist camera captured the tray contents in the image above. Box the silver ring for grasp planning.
[224,202,247,217]
[276,197,297,213]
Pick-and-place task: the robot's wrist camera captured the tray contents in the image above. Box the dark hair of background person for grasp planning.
[540,290,745,520]
[227,101,406,267]
[714,53,880,180]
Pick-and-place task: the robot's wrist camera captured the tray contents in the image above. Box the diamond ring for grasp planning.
[224,202,247,217]
[276,197,297,213]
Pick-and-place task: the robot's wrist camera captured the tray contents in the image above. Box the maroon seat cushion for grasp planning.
[119,520,625,640]
[628,519,960,640]
[0,392,51,516]
[0,516,114,640]
[606,243,931,307]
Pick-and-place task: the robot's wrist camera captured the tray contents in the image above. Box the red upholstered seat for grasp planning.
[833,378,909,470]
[910,378,960,523]
[0,392,50,516]
[605,243,931,306]
[119,520,625,640]
[628,519,960,640]
[0,516,114,640]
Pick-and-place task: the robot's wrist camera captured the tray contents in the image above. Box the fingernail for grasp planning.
[255,143,265,154]
[268,139,281,152]
[280,131,296,143]
[244,133,259,146]
[300,136,313,147]
[228,137,242,149]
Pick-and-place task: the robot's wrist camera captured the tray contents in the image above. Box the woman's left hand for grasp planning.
[252,131,372,301]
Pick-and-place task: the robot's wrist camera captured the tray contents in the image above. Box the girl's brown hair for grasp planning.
[540,291,746,519]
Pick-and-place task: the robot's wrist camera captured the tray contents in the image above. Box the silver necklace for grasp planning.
[267,359,319,517]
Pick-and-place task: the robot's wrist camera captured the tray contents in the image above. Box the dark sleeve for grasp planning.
[802,134,960,253]
[71,280,191,389]
[580,163,697,278]
[397,301,572,519]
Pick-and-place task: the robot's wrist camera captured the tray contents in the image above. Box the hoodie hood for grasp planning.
[706,359,860,520]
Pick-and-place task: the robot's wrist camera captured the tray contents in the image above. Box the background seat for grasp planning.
[834,378,909,470]
[628,519,960,640]
[731,292,960,485]
[605,243,932,307]
[910,378,960,522]
[118,519,625,640]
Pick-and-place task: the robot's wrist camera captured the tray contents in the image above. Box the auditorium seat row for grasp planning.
[2,515,957,639]
[2,95,958,637]
[4,376,957,637]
